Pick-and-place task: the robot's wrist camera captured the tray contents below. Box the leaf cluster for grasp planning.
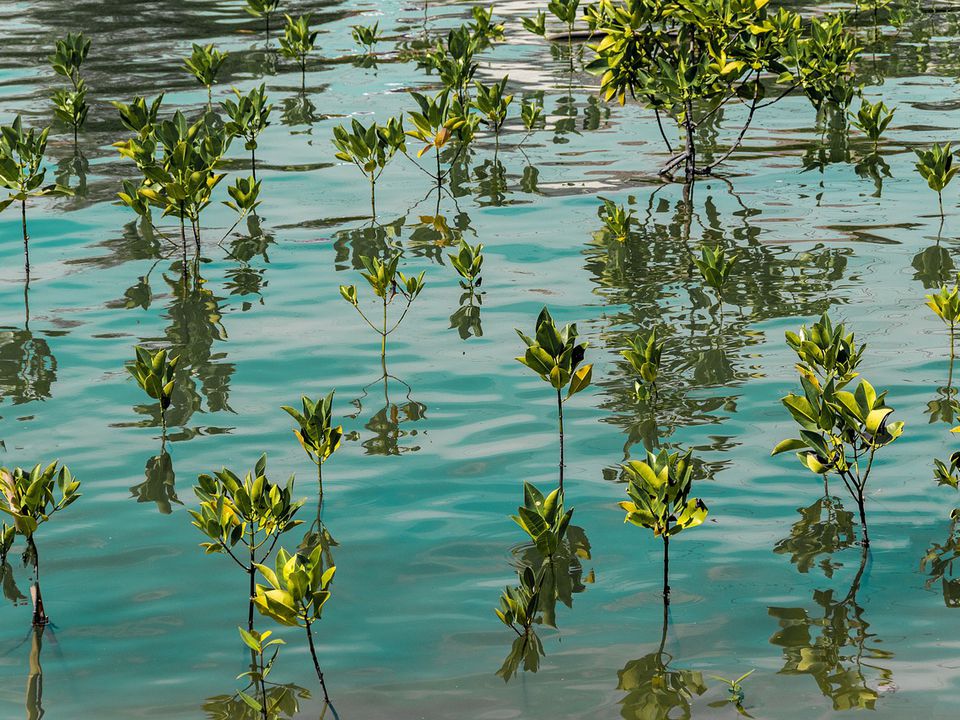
[0,462,80,543]
[128,345,179,410]
[190,454,304,557]
[511,482,573,557]
[281,392,343,466]
[516,307,593,397]
[254,546,335,627]
[619,448,708,538]
[0,116,73,213]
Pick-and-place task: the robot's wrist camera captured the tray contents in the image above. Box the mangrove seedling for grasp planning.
[548,0,580,58]
[224,176,262,225]
[49,32,90,89]
[281,392,343,502]
[129,345,178,435]
[695,244,737,303]
[521,10,547,37]
[122,110,231,259]
[472,77,513,150]
[51,82,89,146]
[0,116,73,279]
[926,278,960,385]
[331,116,406,214]
[426,26,480,106]
[0,462,81,625]
[469,6,505,44]
[245,0,282,42]
[494,565,545,680]
[850,99,894,150]
[619,448,709,605]
[184,43,228,108]
[448,238,483,289]
[597,197,633,243]
[516,307,592,492]
[512,482,573,560]
[279,14,318,88]
[915,143,958,220]
[709,669,755,709]
[773,316,904,546]
[253,546,336,703]
[222,84,272,180]
[112,93,164,138]
[784,313,864,388]
[351,22,382,54]
[49,33,90,144]
[622,328,663,402]
[521,97,544,132]
[933,451,960,493]
[191,454,304,631]
[236,626,286,718]
[405,90,469,184]
[339,253,426,358]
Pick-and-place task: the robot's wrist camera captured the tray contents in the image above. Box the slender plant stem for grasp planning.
[662,533,670,606]
[556,389,565,494]
[21,198,30,282]
[305,619,331,704]
[317,459,324,509]
[251,146,257,182]
[28,537,46,626]
[248,532,256,632]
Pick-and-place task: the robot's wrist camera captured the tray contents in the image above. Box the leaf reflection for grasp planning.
[768,548,894,710]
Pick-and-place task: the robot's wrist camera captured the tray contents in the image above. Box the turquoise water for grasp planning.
[1,0,960,717]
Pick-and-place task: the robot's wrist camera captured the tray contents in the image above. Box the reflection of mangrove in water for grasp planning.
[348,369,426,456]
[769,547,894,711]
[510,524,593,630]
[774,493,857,578]
[921,514,960,609]
[26,627,45,720]
[449,288,483,340]
[204,682,312,720]
[129,449,180,515]
[0,328,57,407]
[617,603,707,720]
[589,188,848,456]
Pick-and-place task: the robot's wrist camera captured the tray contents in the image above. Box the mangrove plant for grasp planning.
[0,116,72,279]
[773,314,904,546]
[331,116,406,214]
[516,307,592,492]
[223,84,272,180]
[50,32,91,145]
[191,454,304,631]
[916,143,958,220]
[0,462,81,625]
[129,345,179,436]
[253,546,336,703]
[619,448,708,605]
[281,392,343,504]
[184,43,228,108]
[586,0,862,180]
[279,14,318,88]
[339,253,426,359]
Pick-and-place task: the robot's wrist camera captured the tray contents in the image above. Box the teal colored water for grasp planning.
[1,0,960,717]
